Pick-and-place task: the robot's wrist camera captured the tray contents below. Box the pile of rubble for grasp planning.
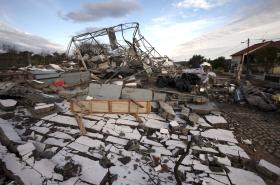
[1,80,279,185]
[0,22,279,185]
[208,77,279,111]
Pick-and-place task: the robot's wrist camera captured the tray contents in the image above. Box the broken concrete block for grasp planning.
[106,136,128,146]
[170,120,179,127]
[242,139,252,145]
[72,154,108,184]
[159,101,176,120]
[0,119,22,145]
[191,146,219,154]
[227,166,266,185]
[0,99,17,111]
[216,143,250,159]
[201,129,238,143]
[153,92,166,101]
[89,83,122,100]
[192,96,209,104]
[144,119,169,129]
[88,83,101,97]
[0,143,43,184]
[34,103,55,114]
[17,142,35,157]
[160,128,169,135]
[205,115,227,124]
[197,117,212,128]
[154,165,162,172]
[33,159,57,179]
[205,115,227,126]
[121,87,153,101]
[188,102,218,114]
[188,113,200,125]
[257,159,280,180]
[165,140,186,149]
[180,106,190,120]
[214,156,231,166]
[141,136,163,147]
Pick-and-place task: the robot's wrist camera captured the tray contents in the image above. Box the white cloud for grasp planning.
[176,0,230,9]
[145,0,280,60]
[175,0,280,60]
[143,16,225,59]
[0,22,64,53]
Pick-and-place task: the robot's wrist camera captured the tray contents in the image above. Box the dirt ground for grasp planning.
[217,102,280,184]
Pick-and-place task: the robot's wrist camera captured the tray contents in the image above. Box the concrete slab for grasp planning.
[88,83,122,100]
[121,87,153,101]
[153,92,166,101]
[188,102,218,114]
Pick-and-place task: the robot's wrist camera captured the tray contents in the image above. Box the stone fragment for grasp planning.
[34,103,55,114]
[256,159,280,180]
[205,115,227,125]
[88,83,122,100]
[159,101,176,120]
[180,106,190,120]
[201,129,238,143]
[153,92,166,101]
[192,96,208,104]
[170,120,179,127]
[188,102,218,114]
[154,165,162,172]
[160,128,169,134]
[188,113,200,125]
[144,119,169,129]
[121,87,153,101]
[0,99,17,111]
[227,166,266,185]
[243,139,252,145]
[17,142,35,157]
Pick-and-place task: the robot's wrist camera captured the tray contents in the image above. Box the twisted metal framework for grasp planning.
[66,22,168,70]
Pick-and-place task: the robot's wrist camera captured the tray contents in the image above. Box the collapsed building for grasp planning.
[0,22,279,185]
[66,22,173,79]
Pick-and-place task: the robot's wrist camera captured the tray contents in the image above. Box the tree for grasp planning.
[2,43,18,54]
[188,54,206,68]
[252,47,280,73]
[210,56,229,71]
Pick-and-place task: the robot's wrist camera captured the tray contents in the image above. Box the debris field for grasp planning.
[0,22,280,185]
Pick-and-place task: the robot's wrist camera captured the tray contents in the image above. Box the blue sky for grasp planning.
[0,0,280,60]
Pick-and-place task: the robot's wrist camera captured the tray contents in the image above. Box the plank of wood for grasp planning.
[71,99,151,114]
[74,113,87,135]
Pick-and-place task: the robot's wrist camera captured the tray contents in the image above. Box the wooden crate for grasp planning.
[70,99,151,114]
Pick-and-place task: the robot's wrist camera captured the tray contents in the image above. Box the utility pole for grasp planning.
[236,38,250,83]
